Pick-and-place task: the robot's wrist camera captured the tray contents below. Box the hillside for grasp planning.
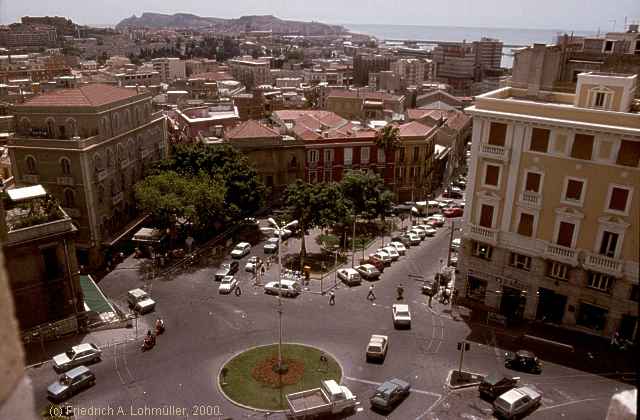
[116,13,347,35]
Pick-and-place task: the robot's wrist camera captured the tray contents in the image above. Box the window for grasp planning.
[60,158,71,175]
[324,169,332,182]
[564,179,584,202]
[594,92,606,107]
[377,148,386,163]
[26,156,37,174]
[473,242,493,260]
[479,204,494,228]
[599,231,619,258]
[556,222,575,247]
[107,148,114,168]
[66,118,77,138]
[608,186,630,213]
[398,147,405,161]
[46,119,56,138]
[603,40,614,52]
[484,164,500,187]
[547,261,569,281]
[616,140,640,167]
[517,213,534,237]
[361,147,370,164]
[324,149,333,163]
[413,146,419,162]
[587,271,614,293]
[571,134,594,160]
[343,148,353,165]
[524,172,541,192]
[530,128,550,153]
[308,149,319,163]
[42,247,61,279]
[488,122,507,146]
[509,252,532,271]
[577,303,608,331]
[64,189,75,208]
[94,154,103,172]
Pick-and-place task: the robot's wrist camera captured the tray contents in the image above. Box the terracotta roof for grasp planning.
[396,121,434,138]
[273,110,347,128]
[19,83,140,107]
[292,124,322,141]
[225,120,280,140]
[444,110,472,131]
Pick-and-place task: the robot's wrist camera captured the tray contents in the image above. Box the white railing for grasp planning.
[57,176,74,186]
[520,190,540,205]
[468,224,499,244]
[544,243,578,265]
[584,252,623,276]
[480,143,507,158]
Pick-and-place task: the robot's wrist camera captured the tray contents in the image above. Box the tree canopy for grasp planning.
[340,171,393,221]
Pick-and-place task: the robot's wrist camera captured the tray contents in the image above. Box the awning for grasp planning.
[79,275,115,314]
[101,214,150,247]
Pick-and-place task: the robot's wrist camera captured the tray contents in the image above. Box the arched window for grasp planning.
[25,156,37,174]
[100,117,109,136]
[125,109,131,128]
[63,189,75,208]
[46,118,56,138]
[107,148,114,168]
[94,153,103,172]
[60,157,71,175]
[113,113,119,132]
[65,118,77,138]
[97,184,105,204]
[127,139,135,160]
[19,117,31,135]
[117,143,125,162]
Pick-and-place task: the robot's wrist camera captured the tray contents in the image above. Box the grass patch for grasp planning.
[220,344,341,411]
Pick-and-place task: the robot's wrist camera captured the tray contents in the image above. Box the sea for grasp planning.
[344,24,597,68]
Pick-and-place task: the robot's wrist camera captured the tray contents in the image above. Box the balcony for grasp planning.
[22,174,39,183]
[96,169,108,182]
[583,252,624,277]
[480,143,509,161]
[465,224,499,245]
[519,190,541,207]
[112,192,124,205]
[57,176,74,186]
[544,243,578,266]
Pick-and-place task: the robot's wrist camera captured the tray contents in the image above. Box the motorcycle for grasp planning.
[141,335,156,352]
[155,319,165,335]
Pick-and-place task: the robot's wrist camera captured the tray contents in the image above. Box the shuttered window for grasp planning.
[484,165,500,186]
[488,122,507,146]
[571,134,594,160]
[556,222,575,247]
[608,187,629,212]
[517,213,534,237]
[479,204,494,228]
[616,140,640,167]
[565,179,584,201]
[530,128,550,153]
[525,172,541,192]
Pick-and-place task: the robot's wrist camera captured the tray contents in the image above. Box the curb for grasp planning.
[523,335,575,351]
[445,369,485,390]
[216,342,345,414]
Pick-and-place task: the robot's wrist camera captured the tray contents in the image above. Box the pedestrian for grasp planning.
[451,289,458,306]
[329,290,335,305]
[261,265,266,276]
[367,284,376,301]
[235,285,242,296]
[397,284,404,300]
[428,294,433,307]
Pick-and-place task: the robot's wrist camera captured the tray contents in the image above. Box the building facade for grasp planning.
[393,121,438,201]
[8,83,168,267]
[390,58,429,87]
[228,58,270,90]
[458,72,639,340]
[353,53,394,87]
[152,57,186,82]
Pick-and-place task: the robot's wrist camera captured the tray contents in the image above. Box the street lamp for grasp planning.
[268,217,299,374]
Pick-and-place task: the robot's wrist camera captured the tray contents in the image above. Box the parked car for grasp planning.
[230,242,251,259]
[416,224,436,237]
[381,246,400,261]
[263,237,279,253]
[442,189,463,199]
[287,380,357,418]
[264,280,301,297]
[370,252,392,266]
[370,378,411,412]
[127,288,156,314]
[47,366,96,402]
[218,276,238,294]
[337,268,362,286]
[425,214,445,227]
[443,207,464,218]
[504,350,543,374]
[355,264,381,280]
[52,343,101,372]
[365,258,385,273]
[245,256,262,272]
[392,304,411,329]
[493,386,542,419]
[437,199,455,208]
[452,180,466,190]
[479,374,520,400]
[215,261,239,281]
[449,254,459,267]
[391,235,412,247]
[451,238,462,250]
[406,233,421,245]
[366,334,388,362]
[408,227,426,239]
[421,280,437,296]
[388,242,407,255]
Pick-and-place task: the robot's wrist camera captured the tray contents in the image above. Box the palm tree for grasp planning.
[375,124,401,154]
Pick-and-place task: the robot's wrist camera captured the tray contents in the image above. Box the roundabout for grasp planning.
[218,343,342,411]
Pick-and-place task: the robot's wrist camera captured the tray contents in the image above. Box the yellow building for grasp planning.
[458,72,639,340]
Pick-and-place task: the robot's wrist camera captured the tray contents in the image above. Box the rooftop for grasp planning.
[225,120,280,140]
[17,83,142,108]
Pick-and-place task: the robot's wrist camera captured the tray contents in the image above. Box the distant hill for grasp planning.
[116,13,347,35]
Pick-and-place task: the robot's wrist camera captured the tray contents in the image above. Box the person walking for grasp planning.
[329,290,335,305]
[367,284,376,301]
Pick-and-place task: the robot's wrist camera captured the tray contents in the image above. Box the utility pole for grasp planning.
[457,341,470,374]
[447,219,455,266]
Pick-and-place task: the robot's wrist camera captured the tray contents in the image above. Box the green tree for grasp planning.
[134,170,227,233]
[283,180,317,261]
[374,124,401,153]
[340,171,392,222]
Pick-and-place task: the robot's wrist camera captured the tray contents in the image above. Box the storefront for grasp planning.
[499,286,527,321]
[535,288,567,324]
[466,275,487,301]
[576,302,609,332]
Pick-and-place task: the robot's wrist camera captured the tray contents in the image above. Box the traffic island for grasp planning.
[218,344,341,411]
[446,370,485,389]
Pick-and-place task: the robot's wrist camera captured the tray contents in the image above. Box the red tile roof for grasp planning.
[445,110,472,131]
[225,120,280,140]
[395,121,435,138]
[19,83,141,107]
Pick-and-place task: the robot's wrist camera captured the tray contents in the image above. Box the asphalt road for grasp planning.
[26,215,633,420]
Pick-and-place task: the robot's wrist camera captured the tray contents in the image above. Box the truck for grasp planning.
[286,379,358,418]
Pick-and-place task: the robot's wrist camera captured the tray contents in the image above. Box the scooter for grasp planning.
[155,319,165,335]
[141,335,156,352]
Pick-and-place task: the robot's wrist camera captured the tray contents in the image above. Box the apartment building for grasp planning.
[0,24,58,48]
[152,57,186,82]
[326,89,405,120]
[7,83,168,268]
[228,58,270,90]
[393,121,438,201]
[390,58,430,87]
[458,72,639,340]
[353,53,395,86]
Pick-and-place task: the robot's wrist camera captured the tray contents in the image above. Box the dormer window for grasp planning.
[588,87,612,110]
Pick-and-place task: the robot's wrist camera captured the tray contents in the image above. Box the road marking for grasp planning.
[538,397,606,411]
[343,376,442,398]
[113,342,127,385]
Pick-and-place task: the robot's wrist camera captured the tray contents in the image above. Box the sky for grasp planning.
[1,0,639,32]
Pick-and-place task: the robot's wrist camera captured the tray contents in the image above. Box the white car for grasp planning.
[392,304,412,328]
[337,268,362,286]
[494,386,542,419]
[407,233,421,245]
[451,238,462,250]
[366,334,389,362]
[127,288,156,314]
[231,242,251,259]
[245,256,262,272]
[52,343,102,372]
[424,226,437,237]
[425,214,445,227]
[264,280,301,297]
[380,247,399,261]
[263,237,279,253]
[388,242,407,255]
[218,276,238,294]
[370,251,392,266]
[355,264,381,280]
[408,227,426,239]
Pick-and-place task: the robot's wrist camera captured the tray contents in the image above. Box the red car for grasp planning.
[443,207,463,218]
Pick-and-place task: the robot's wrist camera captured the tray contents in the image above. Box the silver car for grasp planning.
[494,386,542,419]
[47,366,96,402]
[52,343,102,372]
